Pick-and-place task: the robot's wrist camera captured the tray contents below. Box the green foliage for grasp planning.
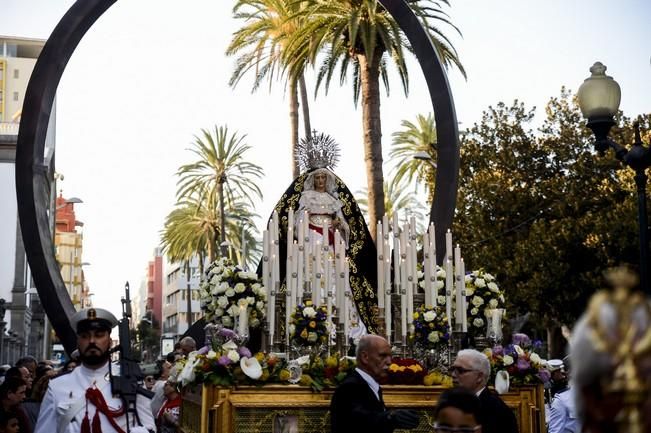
[451,88,649,326]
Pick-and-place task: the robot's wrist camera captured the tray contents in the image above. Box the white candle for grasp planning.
[445,258,453,329]
[445,230,453,265]
[461,258,467,332]
[262,230,269,298]
[400,258,408,338]
[238,304,248,336]
[423,238,432,306]
[269,254,276,342]
[392,219,401,295]
[241,225,246,269]
[405,235,414,327]
[315,241,322,306]
[455,246,463,330]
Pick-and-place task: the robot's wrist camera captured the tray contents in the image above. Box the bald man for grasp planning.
[329,335,419,433]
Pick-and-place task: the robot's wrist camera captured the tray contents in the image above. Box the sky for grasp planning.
[2,0,650,318]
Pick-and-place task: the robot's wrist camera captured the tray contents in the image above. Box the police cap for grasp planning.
[70,308,118,334]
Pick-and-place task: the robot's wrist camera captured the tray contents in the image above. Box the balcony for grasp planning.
[0,122,19,136]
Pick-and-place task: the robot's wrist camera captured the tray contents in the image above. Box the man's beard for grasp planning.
[80,346,110,367]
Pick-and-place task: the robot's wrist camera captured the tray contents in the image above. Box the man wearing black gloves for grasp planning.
[330,334,419,433]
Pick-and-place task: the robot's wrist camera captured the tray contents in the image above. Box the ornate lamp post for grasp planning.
[578,62,651,294]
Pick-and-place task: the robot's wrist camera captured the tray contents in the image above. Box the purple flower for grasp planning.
[533,340,543,350]
[516,358,531,371]
[538,369,551,385]
[504,344,517,356]
[219,328,237,339]
[197,345,210,355]
[512,333,531,347]
[492,345,504,356]
[218,355,232,366]
[238,346,252,358]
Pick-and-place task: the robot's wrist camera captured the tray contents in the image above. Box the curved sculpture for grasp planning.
[16,0,459,352]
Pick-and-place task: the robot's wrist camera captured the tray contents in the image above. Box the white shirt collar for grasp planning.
[476,386,486,397]
[355,368,381,401]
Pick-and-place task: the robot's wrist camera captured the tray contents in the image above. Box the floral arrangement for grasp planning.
[410,305,450,349]
[417,265,447,308]
[386,358,427,385]
[482,333,550,387]
[289,302,329,346]
[199,257,266,330]
[464,269,506,337]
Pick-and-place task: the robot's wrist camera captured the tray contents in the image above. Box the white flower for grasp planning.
[484,272,495,281]
[471,307,479,316]
[417,270,424,279]
[419,280,426,289]
[225,288,235,297]
[240,357,262,379]
[217,296,229,308]
[499,294,505,303]
[177,355,200,386]
[437,296,447,305]
[234,283,246,293]
[530,353,541,365]
[237,298,249,308]
[502,355,514,366]
[473,318,484,328]
[423,311,437,322]
[289,324,296,335]
[250,318,260,328]
[466,287,475,297]
[206,350,217,359]
[227,350,240,362]
[256,301,265,311]
[303,307,317,318]
[437,268,446,278]
[246,296,255,305]
[488,282,499,293]
[464,274,472,283]
[222,340,238,351]
[489,299,499,308]
[228,305,240,316]
[307,332,318,342]
[427,331,440,343]
[296,355,311,366]
[221,316,232,327]
[214,307,224,317]
[435,280,445,290]
[252,283,262,291]
[471,296,485,307]
[210,275,222,285]
[514,345,524,356]
[474,278,486,288]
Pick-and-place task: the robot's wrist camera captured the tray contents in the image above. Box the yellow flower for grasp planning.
[309,321,316,328]
[299,374,313,386]
[261,370,270,381]
[423,371,443,386]
[254,352,265,362]
[279,369,291,381]
[325,356,338,368]
[407,365,423,373]
[300,328,308,339]
[389,364,401,372]
[441,376,454,388]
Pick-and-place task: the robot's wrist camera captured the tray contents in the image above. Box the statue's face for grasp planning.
[314,172,327,192]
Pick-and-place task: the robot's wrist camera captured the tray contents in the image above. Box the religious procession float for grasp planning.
[174,140,548,433]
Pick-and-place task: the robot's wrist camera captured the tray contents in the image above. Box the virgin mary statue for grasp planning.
[259,132,379,335]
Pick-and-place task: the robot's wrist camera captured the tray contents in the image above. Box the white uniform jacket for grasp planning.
[34,362,155,433]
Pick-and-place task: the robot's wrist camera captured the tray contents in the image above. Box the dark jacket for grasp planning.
[330,370,392,433]
[478,387,519,433]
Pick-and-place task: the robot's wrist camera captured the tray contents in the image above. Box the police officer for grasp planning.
[34,308,155,433]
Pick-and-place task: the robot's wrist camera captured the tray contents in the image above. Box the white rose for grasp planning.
[435,280,445,290]
[488,282,499,293]
[221,316,232,327]
[499,294,505,303]
[466,287,475,297]
[228,305,240,316]
[471,296,484,307]
[502,355,514,366]
[423,311,437,322]
[474,278,486,288]
[219,281,230,292]
[296,355,311,366]
[210,275,221,285]
[246,296,255,305]
[207,350,217,359]
[303,307,317,318]
[437,296,446,306]
[225,288,235,297]
[419,280,426,289]
[307,332,318,342]
[252,283,262,291]
[234,283,246,293]
[471,307,479,316]
[473,318,484,328]
[464,274,472,283]
[250,318,260,328]
[256,301,265,311]
[217,296,229,308]
[427,331,440,343]
[514,345,524,356]
[227,350,240,362]
[289,324,296,335]
[214,307,224,317]
[530,353,541,365]
[484,272,495,281]
[222,340,238,351]
[489,299,499,308]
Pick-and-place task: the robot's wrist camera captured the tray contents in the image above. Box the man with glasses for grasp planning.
[330,334,420,433]
[432,388,482,433]
[451,349,518,433]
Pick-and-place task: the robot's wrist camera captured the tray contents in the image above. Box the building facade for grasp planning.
[0,35,56,364]
[162,257,201,338]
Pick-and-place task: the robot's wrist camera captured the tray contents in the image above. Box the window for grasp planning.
[13,91,19,101]
[13,69,19,79]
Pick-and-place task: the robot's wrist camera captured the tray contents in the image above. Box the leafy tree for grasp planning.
[286,0,464,240]
[389,112,438,202]
[449,89,648,355]
[227,0,313,178]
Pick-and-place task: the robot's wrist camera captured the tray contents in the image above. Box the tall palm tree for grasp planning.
[286,0,464,240]
[389,112,437,202]
[176,125,263,258]
[227,0,313,178]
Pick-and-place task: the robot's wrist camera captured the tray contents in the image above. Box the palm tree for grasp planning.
[176,125,263,258]
[389,112,437,202]
[356,181,428,233]
[286,0,464,240]
[227,0,313,178]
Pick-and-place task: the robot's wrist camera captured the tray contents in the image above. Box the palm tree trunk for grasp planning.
[299,74,312,141]
[358,53,385,242]
[289,78,300,179]
[219,175,227,257]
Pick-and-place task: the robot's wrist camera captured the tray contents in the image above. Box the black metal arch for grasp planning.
[16,0,458,353]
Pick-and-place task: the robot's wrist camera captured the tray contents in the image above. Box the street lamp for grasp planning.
[578,61,651,295]
[413,150,438,168]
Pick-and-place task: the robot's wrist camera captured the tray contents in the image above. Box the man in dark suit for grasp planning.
[451,349,518,433]
[330,335,419,433]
